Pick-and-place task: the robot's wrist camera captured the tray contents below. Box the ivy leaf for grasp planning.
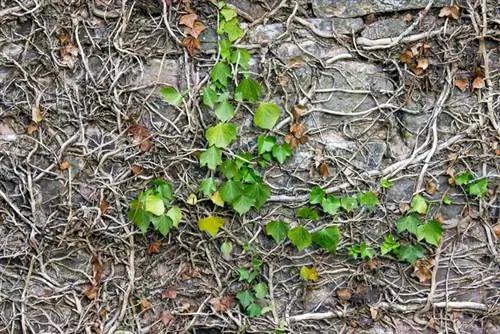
[238,268,250,282]
[416,220,443,246]
[220,159,239,179]
[271,143,292,164]
[199,177,217,197]
[224,18,244,42]
[220,241,232,258]
[340,197,358,212]
[467,178,488,197]
[211,62,232,87]
[197,216,224,237]
[300,266,319,282]
[357,192,380,211]
[257,135,276,155]
[296,207,319,220]
[235,78,261,102]
[166,206,181,227]
[205,123,237,148]
[128,200,150,233]
[455,172,474,185]
[359,242,376,259]
[309,186,325,205]
[321,195,341,215]
[215,101,235,122]
[247,303,262,317]
[253,283,268,299]
[265,220,289,243]
[380,234,400,255]
[348,244,361,259]
[288,226,312,252]
[442,194,452,205]
[380,178,394,189]
[220,6,237,21]
[144,194,165,216]
[254,102,281,130]
[396,214,420,235]
[395,244,425,264]
[160,86,182,107]
[232,195,255,215]
[410,194,428,214]
[231,48,251,69]
[236,290,254,309]
[220,180,244,204]
[199,146,222,170]
[219,38,232,60]
[245,183,271,209]
[151,179,173,203]
[202,86,218,109]
[312,226,340,253]
[151,215,173,236]
[210,191,225,207]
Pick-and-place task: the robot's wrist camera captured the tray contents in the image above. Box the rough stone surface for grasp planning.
[361,18,409,39]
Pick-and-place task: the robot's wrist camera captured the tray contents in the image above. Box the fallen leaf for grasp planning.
[160,312,175,326]
[370,307,378,320]
[313,149,325,168]
[99,308,108,319]
[450,311,462,321]
[84,285,99,300]
[32,94,43,123]
[26,122,38,135]
[454,78,468,92]
[399,50,413,63]
[182,36,200,56]
[292,104,307,121]
[403,13,413,21]
[336,288,351,301]
[57,28,71,46]
[366,258,378,270]
[439,5,460,20]
[188,21,206,39]
[290,123,306,138]
[426,181,437,195]
[129,123,153,152]
[139,298,151,312]
[147,240,161,254]
[59,160,70,171]
[416,58,429,70]
[92,256,103,284]
[493,225,500,238]
[434,212,445,223]
[412,259,434,283]
[287,56,306,68]
[410,64,424,75]
[211,295,234,313]
[131,165,143,175]
[399,202,410,214]
[60,43,79,68]
[472,76,485,89]
[179,298,191,312]
[319,162,329,178]
[284,133,298,149]
[161,286,177,299]
[210,191,225,207]
[179,13,198,28]
[99,200,109,214]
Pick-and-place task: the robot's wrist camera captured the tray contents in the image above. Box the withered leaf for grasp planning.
[472,76,485,89]
[399,202,410,214]
[399,50,413,64]
[287,56,306,68]
[453,78,468,92]
[160,312,175,326]
[366,258,378,270]
[139,298,151,312]
[336,288,351,301]
[370,307,378,320]
[292,104,307,121]
[179,13,198,28]
[92,256,103,284]
[493,224,500,238]
[434,212,444,223]
[410,64,424,75]
[129,123,153,152]
[84,285,99,300]
[59,160,70,171]
[439,5,460,20]
[211,295,234,313]
[131,165,143,175]
[426,181,437,195]
[161,286,177,299]
[32,94,43,123]
[99,200,109,214]
[403,13,413,22]
[182,36,200,56]
[147,240,161,255]
[188,21,206,39]
[412,259,434,283]
[284,133,298,149]
[26,122,38,135]
[416,58,429,70]
[319,162,329,179]
[290,123,306,139]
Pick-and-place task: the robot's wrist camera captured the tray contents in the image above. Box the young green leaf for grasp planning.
[340,197,358,212]
[455,172,474,185]
[219,38,232,60]
[231,48,251,69]
[203,86,218,108]
[257,135,276,155]
[357,191,380,211]
[442,194,452,205]
[199,146,222,170]
[467,178,488,197]
[160,86,182,107]
[300,266,319,282]
[321,195,341,215]
[215,101,235,122]
[359,241,376,259]
[348,244,361,259]
[254,102,281,130]
[410,194,428,214]
[380,178,394,189]
[235,78,261,102]
[211,62,232,87]
[396,214,420,235]
[265,220,289,243]
[287,226,312,252]
[220,241,233,258]
[220,159,239,179]
[309,186,325,205]
[238,268,250,282]
[186,193,197,205]
[223,18,244,42]
[394,244,425,264]
[144,194,165,216]
[152,180,173,203]
[205,123,237,148]
[166,206,182,228]
[416,220,443,246]
[296,207,319,220]
[220,6,237,21]
[245,183,271,209]
[232,195,255,215]
[271,143,292,164]
[247,303,262,317]
[151,215,173,235]
[253,283,268,299]
[199,177,217,197]
[198,216,224,237]
[312,226,340,253]
[128,201,150,233]
[236,290,254,309]
[380,235,400,255]
[220,180,244,204]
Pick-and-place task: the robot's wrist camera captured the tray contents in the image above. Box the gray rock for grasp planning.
[325,140,387,170]
[386,179,416,202]
[136,59,182,97]
[302,17,365,35]
[313,0,450,18]
[248,23,284,44]
[361,18,409,40]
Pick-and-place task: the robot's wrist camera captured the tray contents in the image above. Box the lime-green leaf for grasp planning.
[467,178,488,197]
[238,268,250,282]
[253,102,281,130]
[151,215,173,235]
[232,195,255,215]
[197,216,224,237]
[455,172,474,185]
[247,303,262,317]
[309,186,325,205]
[253,282,268,299]
[160,86,182,107]
[215,101,235,122]
[220,241,232,258]
[340,197,358,212]
[395,244,425,264]
[416,220,443,246]
[396,214,420,235]
[245,183,271,209]
[205,123,237,148]
[296,207,319,220]
[199,146,222,170]
[321,195,341,215]
[288,226,312,252]
[128,200,150,233]
[220,180,244,204]
[210,191,225,207]
[224,18,244,42]
[348,244,361,259]
[199,177,217,197]
[203,86,218,108]
[271,143,292,164]
[144,194,165,216]
[300,266,319,282]
[312,226,340,253]
[186,193,197,205]
[380,234,400,255]
[166,206,182,228]
[220,6,237,21]
[211,62,232,87]
[236,290,253,309]
[357,191,380,211]
[265,220,289,243]
[231,48,251,69]
[380,178,394,189]
[257,135,276,155]
[235,78,261,103]
[219,38,232,60]
[359,241,376,259]
[410,194,428,214]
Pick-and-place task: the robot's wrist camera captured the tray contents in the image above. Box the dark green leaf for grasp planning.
[296,207,319,220]
[220,159,239,179]
[348,244,360,259]
[245,183,271,209]
[199,177,217,197]
[396,214,420,235]
[309,186,325,205]
[321,195,341,215]
[455,172,474,185]
[231,48,251,69]
[271,143,292,164]
[442,194,452,205]
[395,244,425,264]
[287,226,312,252]
[312,226,340,253]
[232,195,255,215]
[199,146,222,170]
[247,303,262,317]
[151,215,173,236]
[257,135,276,155]
[357,191,380,211]
[128,200,151,233]
[220,180,244,204]
[235,78,261,102]
[211,62,232,87]
[416,220,443,246]
[202,86,218,108]
[236,290,254,308]
[238,268,250,282]
[219,38,232,60]
[205,123,237,148]
[467,178,488,197]
[265,220,289,243]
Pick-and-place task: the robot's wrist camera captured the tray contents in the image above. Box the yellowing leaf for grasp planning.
[300,266,319,282]
[145,195,165,215]
[186,193,197,205]
[32,94,43,123]
[198,216,224,237]
[210,191,225,207]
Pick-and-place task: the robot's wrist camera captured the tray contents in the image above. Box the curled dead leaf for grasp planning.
[366,258,378,270]
[182,36,200,56]
[416,58,429,70]
[403,13,413,22]
[412,259,434,283]
[179,13,198,28]
[188,21,206,39]
[370,307,378,320]
[319,161,329,179]
[453,78,468,92]
[160,312,175,326]
[59,160,70,171]
[99,200,109,214]
[399,202,410,214]
[139,298,151,312]
[493,225,500,239]
[426,181,437,195]
[32,94,43,123]
[434,212,444,224]
[131,165,143,175]
[472,76,485,89]
[84,285,99,300]
[92,256,103,284]
[290,123,306,138]
[292,104,307,120]
[147,240,161,255]
[439,5,460,20]
[211,295,234,313]
[410,64,424,75]
[129,123,153,152]
[399,50,413,64]
[26,122,38,135]
[336,288,352,301]
[161,286,177,299]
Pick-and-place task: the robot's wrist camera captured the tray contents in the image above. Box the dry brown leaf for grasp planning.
[366,259,378,270]
[211,295,234,313]
[139,298,151,312]
[313,149,325,168]
[292,104,307,120]
[439,5,460,20]
[370,307,378,320]
[403,13,413,21]
[472,76,485,89]
[179,13,198,28]
[92,256,103,284]
[434,212,445,224]
[129,123,153,152]
[59,160,70,171]
[454,78,468,92]
[290,123,306,138]
[284,133,298,149]
[32,94,43,123]
[179,298,191,312]
[99,200,109,214]
[188,21,206,39]
[99,308,108,319]
[319,162,329,179]
[399,50,413,64]
[493,225,500,238]
[182,36,200,56]
[287,56,306,68]
[26,122,38,135]
[426,181,437,195]
[412,259,434,283]
[161,286,177,299]
[399,202,410,214]
[131,165,143,175]
[147,240,161,255]
[84,285,99,300]
[160,312,175,326]
[336,288,351,301]
[416,58,429,70]
[410,64,424,75]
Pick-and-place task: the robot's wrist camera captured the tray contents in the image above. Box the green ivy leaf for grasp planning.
[357,191,380,211]
[442,194,451,205]
[467,178,488,197]
[296,207,319,220]
[236,290,254,309]
[199,177,217,197]
[416,220,443,246]
[205,123,237,148]
[224,18,244,42]
[359,241,376,259]
[396,214,420,235]
[202,86,218,109]
[238,268,250,282]
[220,241,233,258]
[151,215,173,236]
[312,226,340,253]
[321,195,341,215]
[235,78,261,102]
[128,200,150,233]
[232,195,255,215]
[160,86,182,106]
[211,62,232,87]
[254,102,281,130]
[380,178,394,189]
[265,220,289,243]
[271,143,292,164]
[150,179,173,203]
[144,194,165,216]
[348,244,360,259]
[220,180,244,204]
[220,159,239,180]
[288,226,312,252]
[309,186,325,205]
[300,266,319,282]
[410,194,428,214]
[253,283,268,299]
[166,206,182,228]
[257,135,276,155]
[340,197,358,212]
[247,303,262,317]
[245,183,271,209]
[380,234,400,255]
[395,244,425,264]
[219,38,232,60]
[199,146,222,170]
[455,172,474,185]
[220,6,237,21]
[231,48,251,69]
[197,216,224,237]
[215,101,235,122]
